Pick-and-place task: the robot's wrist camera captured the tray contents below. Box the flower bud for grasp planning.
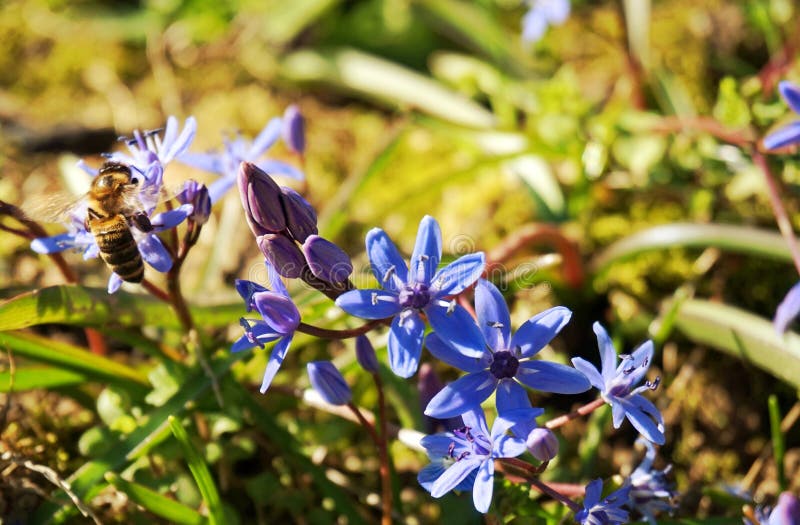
[235,279,268,312]
[281,186,317,242]
[282,105,305,155]
[526,427,559,462]
[769,492,800,523]
[355,335,380,373]
[257,234,305,279]
[302,235,353,284]
[307,361,351,405]
[238,161,286,236]
[252,291,301,334]
[178,180,211,225]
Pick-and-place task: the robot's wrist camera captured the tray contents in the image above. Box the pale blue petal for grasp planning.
[162,116,197,162]
[593,322,619,384]
[571,357,605,392]
[424,332,487,373]
[496,380,542,437]
[366,228,408,293]
[107,273,123,294]
[151,206,191,230]
[510,306,572,358]
[764,122,800,150]
[418,462,446,492]
[472,460,494,513]
[249,117,283,158]
[430,458,481,498]
[621,340,654,386]
[410,215,441,285]
[584,479,603,507]
[335,289,401,319]
[426,303,486,358]
[259,335,292,393]
[424,371,497,419]
[178,151,226,175]
[31,233,78,254]
[255,159,304,181]
[474,279,511,351]
[775,281,800,334]
[265,259,290,297]
[207,176,236,204]
[779,81,800,115]
[621,395,665,445]
[460,406,490,437]
[388,313,425,377]
[432,252,485,296]
[516,360,591,394]
[611,400,627,428]
[139,234,172,272]
[420,434,458,457]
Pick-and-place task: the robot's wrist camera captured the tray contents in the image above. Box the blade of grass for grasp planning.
[104,473,205,525]
[0,366,86,392]
[768,395,786,491]
[168,416,225,525]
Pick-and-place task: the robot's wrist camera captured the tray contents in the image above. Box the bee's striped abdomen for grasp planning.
[90,215,144,283]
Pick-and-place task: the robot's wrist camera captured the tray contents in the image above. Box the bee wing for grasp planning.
[21,191,87,224]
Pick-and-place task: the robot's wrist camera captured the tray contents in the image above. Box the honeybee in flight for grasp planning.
[85,161,154,283]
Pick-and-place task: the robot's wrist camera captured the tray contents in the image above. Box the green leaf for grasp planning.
[0,286,244,332]
[168,416,225,525]
[0,366,86,392]
[280,47,495,129]
[671,298,800,389]
[105,473,205,525]
[31,352,245,524]
[0,331,148,388]
[591,223,792,275]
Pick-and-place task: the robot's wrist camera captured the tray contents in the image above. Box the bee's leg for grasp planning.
[130,212,154,233]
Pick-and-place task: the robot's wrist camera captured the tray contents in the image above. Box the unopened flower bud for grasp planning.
[282,105,305,155]
[178,180,211,225]
[526,427,559,462]
[252,291,301,334]
[257,234,305,279]
[302,235,353,283]
[355,335,379,373]
[238,161,286,236]
[307,361,351,405]
[281,186,317,242]
[769,492,800,524]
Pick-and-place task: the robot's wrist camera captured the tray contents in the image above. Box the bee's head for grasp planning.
[95,162,138,192]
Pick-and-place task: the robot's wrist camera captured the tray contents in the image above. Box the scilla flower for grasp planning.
[335,215,485,378]
[763,81,800,150]
[575,479,631,525]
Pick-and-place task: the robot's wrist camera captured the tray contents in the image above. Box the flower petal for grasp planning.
[249,117,283,159]
[495,380,543,438]
[162,116,197,163]
[775,281,800,334]
[620,395,665,445]
[430,458,481,498]
[151,206,192,230]
[410,215,442,285]
[593,322,619,385]
[474,279,511,351]
[335,289,401,319]
[388,313,425,377]
[424,332,486,373]
[425,371,497,419]
[207,176,236,204]
[620,339,654,386]
[510,306,572,358]
[178,151,226,175]
[779,81,800,115]
[31,233,79,254]
[417,462,446,493]
[366,228,408,293]
[138,234,173,272]
[432,252,485,296]
[253,291,300,334]
[107,273,123,294]
[307,361,352,405]
[426,302,486,358]
[255,159,305,181]
[570,357,605,392]
[259,335,293,393]
[516,360,591,394]
[472,460,494,513]
[583,479,603,508]
[763,121,800,150]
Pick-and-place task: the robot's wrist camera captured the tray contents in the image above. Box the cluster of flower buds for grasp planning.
[237,161,353,299]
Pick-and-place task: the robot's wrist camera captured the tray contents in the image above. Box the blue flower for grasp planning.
[335,215,485,378]
[571,323,665,444]
[627,439,676,524]
[748,492,800,525]
[418,407,527,513]
[774,281,800,334]
[764,81,800,150]
[424,279,590,429]
[307,361,352,405]
[179,116,304,203]
[233,261,301,393]
[522,0,570,44]
[574,479,631,525]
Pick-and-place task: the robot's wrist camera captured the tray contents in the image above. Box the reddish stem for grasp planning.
[347,401,393,525]
[545,398,606,430]
[649,116,755,147]
[297,319,390,339]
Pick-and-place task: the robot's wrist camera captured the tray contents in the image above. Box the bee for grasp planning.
[84,161,154,283]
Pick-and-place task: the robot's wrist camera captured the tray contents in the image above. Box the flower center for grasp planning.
[489,350,519,379]
[398,282,431,309]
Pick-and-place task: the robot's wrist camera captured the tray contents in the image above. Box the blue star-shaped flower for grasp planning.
[233,261,301,393]
[179,116,303,203]
[571,322,665,444]
[418,407,527,513]
[335,215,485,378]
[627,439,676,524]
[424,279,590,428]
[574,479,631,525]
[764,81,800,150]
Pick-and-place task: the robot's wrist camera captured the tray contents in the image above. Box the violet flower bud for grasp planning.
[177,180,211,225]
[307,361,351,405]
[355,335,379,373]
[526,427,559,462]
[281,186,317,242]
[282,104,305,155]
[768,492,800,524]
[238,161,286,236]
[257,234,305,279]
[252,290,301,334]
[302,235,353,284]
